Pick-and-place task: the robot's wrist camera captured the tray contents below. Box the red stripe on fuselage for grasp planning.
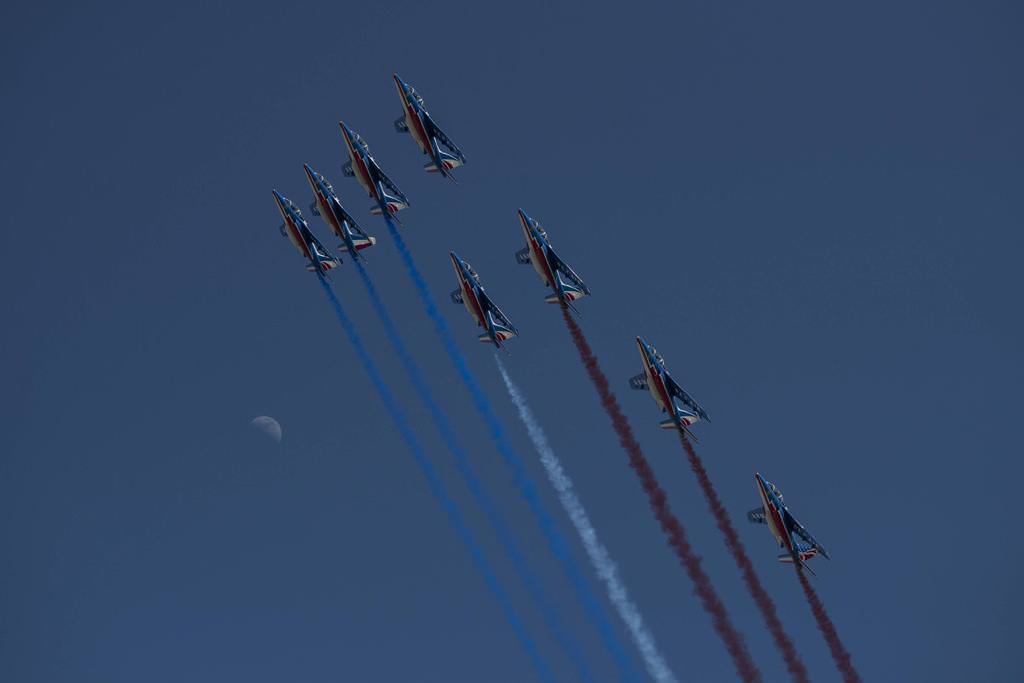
[650,367,675,417]
[756,479,793,552]
[403,99,432,154]
[462,280,486,326]
[319,194,345,239]
[530,237,559,290]
[286,218,312,261]
[342,133,375,198]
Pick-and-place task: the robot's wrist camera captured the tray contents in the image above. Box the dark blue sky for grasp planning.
[3,1,1022,680]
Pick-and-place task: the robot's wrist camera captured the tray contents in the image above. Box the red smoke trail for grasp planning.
[562,308,763,683]
[796,568,862,683]
[677,435,810,682]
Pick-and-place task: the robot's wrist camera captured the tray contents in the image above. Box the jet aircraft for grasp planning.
[449,251,518,349]
[303,164,376,261]
[392,73,466,181]
[272,190,340,278]
[628,336,711,439]
[514,209,590,312]
[338,120,410,219]
[748,473,830,572]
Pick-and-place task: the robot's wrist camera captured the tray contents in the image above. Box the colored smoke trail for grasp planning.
[496,357,679,683]
[382,216,642,682]
[676,435,810,683]
[796,568,862,683]
[352,259,594,683]
[560,306,763,683]
[315,275,554,682]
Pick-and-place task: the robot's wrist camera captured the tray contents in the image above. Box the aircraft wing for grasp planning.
[788,513,829,559]
[628,373,649,391]
[337,204,368,239]
[375,167,409,204]
[747,507,767,524]
[481,292,516,334]
[342,160,355,177]
[308,232,338,266]
[427,119,466,162]
[514,247,531,265]
[394,115,409,133]
[490,304,516,334]
[349,221,375,246]
[666,375,710,422]
[550,251,589,293]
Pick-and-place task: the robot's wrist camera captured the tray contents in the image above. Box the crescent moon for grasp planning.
[250,416,282,443]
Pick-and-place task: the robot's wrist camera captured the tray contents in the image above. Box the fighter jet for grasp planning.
[392,73,466,181]
[303,164,377,261]
[449,252,518,349]
[628,336,711,439]
[272,190,340,278]
[338,120,410,219]
[748,473,830,572]
[513,209,590,313]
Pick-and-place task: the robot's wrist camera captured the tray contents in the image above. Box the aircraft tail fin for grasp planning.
[425,151,464,174]
[484,318,518,345]
[778,543,819,564]
[547,281,587,305]
[661,412,700,440]
[339,235,377,253]
[370,184,409,217]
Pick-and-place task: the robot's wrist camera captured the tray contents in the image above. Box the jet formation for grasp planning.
[270,73,832,574]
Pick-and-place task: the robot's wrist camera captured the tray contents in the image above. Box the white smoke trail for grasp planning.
[497,357,679,683]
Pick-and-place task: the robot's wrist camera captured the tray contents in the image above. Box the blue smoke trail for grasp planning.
[497,357,679,683]
[382,216,642,682]
[314,274,553,682]
[352,258,594,682]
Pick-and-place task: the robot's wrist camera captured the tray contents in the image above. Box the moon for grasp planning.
[250,416,282,443]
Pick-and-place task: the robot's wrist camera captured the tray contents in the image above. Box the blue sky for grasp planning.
[2,1,1022,680]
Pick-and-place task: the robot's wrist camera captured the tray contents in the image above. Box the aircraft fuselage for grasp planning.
[638,340,674,417]
[755,476,795,555]
[396,84,432,156]
[451,257,486,328]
